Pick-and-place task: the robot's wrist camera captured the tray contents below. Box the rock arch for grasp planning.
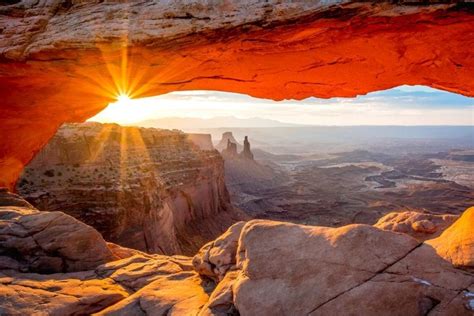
[0,1,473,188]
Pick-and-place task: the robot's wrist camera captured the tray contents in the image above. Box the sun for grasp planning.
[117,93,132,104]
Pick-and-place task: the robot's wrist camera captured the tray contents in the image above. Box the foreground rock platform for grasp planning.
[0,191,472,315]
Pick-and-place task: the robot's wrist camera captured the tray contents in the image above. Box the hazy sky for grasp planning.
[89,85,474,125]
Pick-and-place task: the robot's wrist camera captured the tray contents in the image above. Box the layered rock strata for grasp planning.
[1,1,474,188]
[17,122,242,255]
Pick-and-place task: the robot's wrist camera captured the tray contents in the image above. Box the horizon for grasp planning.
[88,85,474,126]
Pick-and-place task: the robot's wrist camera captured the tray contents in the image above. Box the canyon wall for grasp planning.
[16,122,242,255]
[1,1,474,188]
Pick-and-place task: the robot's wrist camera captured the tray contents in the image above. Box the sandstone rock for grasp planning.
[96,254,194,291]
[193,221,245,282]
[0,270,129,316]
[1,2,474,189]
[199,270,239,316]
[239,136,254,160]
[0,191,472,315]
[216,132,241,152]
[0,191,206,314]
[427,207,474,268]
[221,139,238,159]
[0,206,116,273]
[232,220,420,315]
[106,242,147,260]
[186,133,215,151]
[96,272,213,316]
[18,122,242,256]
[374,210,459,241]
[312,241,474,315]
[0,189,35,209]
[0,251,199,316]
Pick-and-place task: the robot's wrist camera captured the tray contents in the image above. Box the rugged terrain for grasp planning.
[0,190,472,315]
[16,122,243,255]
[1,1,474,189]
[223,134,473,227]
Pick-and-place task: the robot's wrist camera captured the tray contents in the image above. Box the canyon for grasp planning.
[0,1,473,315]
[16,122,244,255]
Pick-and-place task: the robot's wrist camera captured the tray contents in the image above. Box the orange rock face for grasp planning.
[0,2,473,189]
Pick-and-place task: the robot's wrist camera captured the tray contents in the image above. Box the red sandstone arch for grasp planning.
[0,2,473,189]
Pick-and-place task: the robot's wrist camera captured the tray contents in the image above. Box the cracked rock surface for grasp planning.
[0,192,473,314]
[196,213,474,315]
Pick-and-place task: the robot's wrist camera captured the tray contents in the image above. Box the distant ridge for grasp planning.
[135,116,300,130]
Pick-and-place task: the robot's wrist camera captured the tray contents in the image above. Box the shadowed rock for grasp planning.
[0,191,116,273]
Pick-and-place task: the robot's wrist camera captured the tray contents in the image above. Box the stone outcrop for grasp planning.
[221,139,238,159]
[0,192,115,274]
[97,272,213,315]
[186,133,214,151]
[16,122,243,255]
[1,1,473,189]
[194,212,474,315]
[0,192,473,315]
[239,136,254,160]
[374,210,459,241]
[192,221,245,282]
[0,191,200,315]
[216,132,241,152]
[427,206,474,268]
[219,134,254,161]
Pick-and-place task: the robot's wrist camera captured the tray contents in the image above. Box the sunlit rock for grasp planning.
[427,207,474,268]
[17,122,244,255]
[374,210,459,241]
[1,1,473,188]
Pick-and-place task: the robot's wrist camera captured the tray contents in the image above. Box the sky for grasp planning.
[89,85,474,126]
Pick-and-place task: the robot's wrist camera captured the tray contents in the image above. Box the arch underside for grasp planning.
[0,1,473,189]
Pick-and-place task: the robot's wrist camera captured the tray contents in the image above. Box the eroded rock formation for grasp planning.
[374,210,459,241]
[221,139,238,160]
[0,191,473,315]
[1,1,474,188]
[193,211,474,315]
[16,122,244,255]
[240,136,254,160]
[216,132,241,152]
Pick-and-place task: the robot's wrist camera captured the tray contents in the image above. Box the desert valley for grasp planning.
[0,1,473,315]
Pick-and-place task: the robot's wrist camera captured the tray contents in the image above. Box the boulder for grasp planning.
[190,212,474,315]
[0,206,116,273]
[193,221,245,281]
[427,207,474,268]
[374,211,458,241]
[232,220,420,315]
